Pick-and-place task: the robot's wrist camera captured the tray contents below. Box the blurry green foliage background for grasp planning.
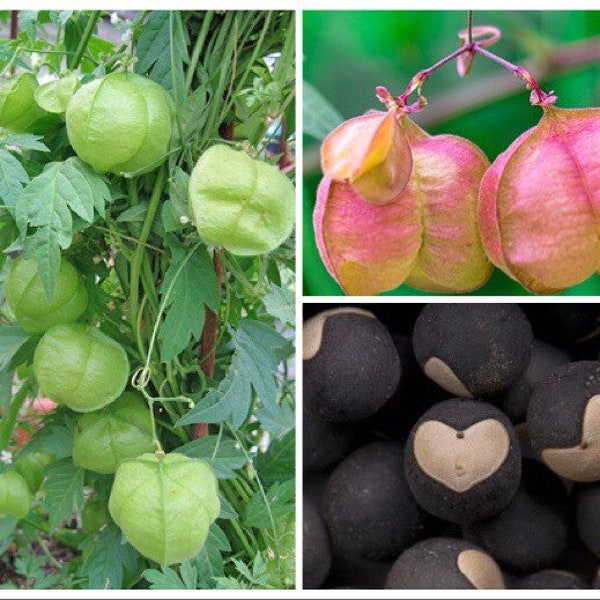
[303,10,600,296]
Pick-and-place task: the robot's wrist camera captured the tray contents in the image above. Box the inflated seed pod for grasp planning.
[518,570,587,589]
[323,441,421,561]
[66,71,174,175]
[464,459,569,572]
[109,452,220,566]
[405,399,521,523]
[33,323,130,413]
[413,303,533,398]
[303,308,400,423]
[188,144,295,256]
[385,537,505,589]
[4,255,88,334]
[303,498,332,589]
[527,361,600,482]
[73,392,155,474]
[0,471,31,519]
[0,73,42,132]
[501,340,570,423]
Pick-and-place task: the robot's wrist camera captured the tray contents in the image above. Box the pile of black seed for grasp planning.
[303,303,600,590]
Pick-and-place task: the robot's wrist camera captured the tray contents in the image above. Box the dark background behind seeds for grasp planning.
[303,10,600,296]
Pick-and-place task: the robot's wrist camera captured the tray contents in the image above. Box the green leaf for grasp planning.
[218,493,238,520]
[179,560,199,589]
[196,522,230,587]
[176,358,252,430]
[15,157,110,299]
[44,458,84,530]
[253,430,295,488]
[143,567,187,590]
[115,201,149,223]
[177,83,209,142]
[263,283,295,326]
[177,435,247,479]
[303,81,344,141]
[0,326,30,371]
[162,167,190,233]
[244,479,295,529]
[158,242,218,362]
[27,421,73,459]
[233,320,287,408]
[0,517,17,554]
[256,401,295,438]
[135,11,189,100]
[0,149,29,211]
[1,134,50,153]
[80,523,138,589]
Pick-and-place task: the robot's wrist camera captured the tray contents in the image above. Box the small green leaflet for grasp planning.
[135,11,189,100]
[253,430,295,488]
[80,524,138,589]
[233,320,289,408]
[143,567,187,590]
[177,356,253,430]
[0,326,30,371]
[26,420,74,459]
[263,283,294,326]
[0,149,29,211]
[2,133,50,153]
[158,241,219,362]
[176,320,288,429]
[176,435,247,479]
[244,479,295,530]
[44,459,84,530]
[195,523,231,588]
[15,157,111,299]
[162,166,190,233]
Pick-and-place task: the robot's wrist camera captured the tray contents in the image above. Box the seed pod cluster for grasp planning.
[303,303,600,589]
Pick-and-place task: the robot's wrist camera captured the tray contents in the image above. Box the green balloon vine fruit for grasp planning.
[0,471,31,519]
[109,452,220,566]
[73,392,155,474]
[4,255,88,334]
[15,451,55,494]
[66,71,174,175]
[0,73,42,132]
[188,144,295,255]
[33,323,130,413]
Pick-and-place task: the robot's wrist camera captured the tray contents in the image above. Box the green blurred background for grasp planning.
[303,10,600,296]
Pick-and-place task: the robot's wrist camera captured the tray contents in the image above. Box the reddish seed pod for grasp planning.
[479,105,600,293]
[315,117,492,295]
[321,109,413,205]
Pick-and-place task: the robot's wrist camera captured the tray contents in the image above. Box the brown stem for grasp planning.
[191,118,234,440]
[278,117,292,170]
[10,11,18,40]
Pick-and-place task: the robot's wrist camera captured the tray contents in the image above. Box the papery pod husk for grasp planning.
[72,392,155,474]
[109,452,220,566]
[315,117,492,295]
[321,110,413,205]
[479,106,600,294]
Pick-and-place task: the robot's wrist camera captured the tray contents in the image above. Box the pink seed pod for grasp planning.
[321,109,413,205]
[479,106,600,294]
[315,118,492,295]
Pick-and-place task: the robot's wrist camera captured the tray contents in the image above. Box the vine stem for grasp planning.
[0,379,32,450]
[129,165,166,328]
[68,10,101,70]
[226,423,283,577]
[387,16,555,113]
